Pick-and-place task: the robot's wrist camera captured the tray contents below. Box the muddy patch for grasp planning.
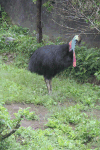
[5,103,49,130]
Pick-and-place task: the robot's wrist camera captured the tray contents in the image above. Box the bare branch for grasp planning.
[50,0,100,33]
[1,115,23,141]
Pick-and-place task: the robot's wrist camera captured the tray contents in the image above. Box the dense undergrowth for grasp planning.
[0,8,100,150]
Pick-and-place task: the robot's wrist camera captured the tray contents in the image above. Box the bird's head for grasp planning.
[74,35,81,45]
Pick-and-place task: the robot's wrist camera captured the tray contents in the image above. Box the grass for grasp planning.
[0,9,100,149]
[1,61,100,106]
[0,59,100,150]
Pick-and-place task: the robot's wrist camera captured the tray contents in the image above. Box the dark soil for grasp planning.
[5,103,49,130]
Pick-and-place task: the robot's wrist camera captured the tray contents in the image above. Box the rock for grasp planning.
[5,37,16,42]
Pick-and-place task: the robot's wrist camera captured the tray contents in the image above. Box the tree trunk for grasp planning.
[36,0,42,43]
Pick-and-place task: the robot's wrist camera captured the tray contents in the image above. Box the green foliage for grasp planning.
[43,1,54,12]
[0,27,41,54]
[54,36,65,45]
[0,104,24,140]
[0,6,11,29]
[95,71,100,81]
[0,102,38,149]
[64,44,100,82]
[46,104,100,145]
[0,27,43,68]
[50,104,87,125]
[0,103,12,138]
[76,120,100,143]
[0,61,100,106]
[0,60,100,149]
[9,25,30,35]
[12,126,87,150]
[14,107,38,121]
[32,0,37,4]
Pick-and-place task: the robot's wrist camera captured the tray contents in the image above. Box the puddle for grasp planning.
[5,103,49,130]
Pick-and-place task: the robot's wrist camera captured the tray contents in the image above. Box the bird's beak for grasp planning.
[77,35,81,45]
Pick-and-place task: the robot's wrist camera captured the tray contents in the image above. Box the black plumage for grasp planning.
[29,35,81,94]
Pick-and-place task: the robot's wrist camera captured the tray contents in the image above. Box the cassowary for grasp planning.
[29,35,81,94]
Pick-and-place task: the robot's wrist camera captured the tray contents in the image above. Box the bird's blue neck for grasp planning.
[69,37,76,52]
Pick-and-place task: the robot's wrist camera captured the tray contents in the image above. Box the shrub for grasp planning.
[9,25,30,35]
[0,6,11,29]
[0,103,22,141]
[63,44,100,82]
[0,103,38,141]
[95,71,100,81]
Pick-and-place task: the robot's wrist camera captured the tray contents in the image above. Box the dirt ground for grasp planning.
[5,103,49,130]
[5,102,100,131]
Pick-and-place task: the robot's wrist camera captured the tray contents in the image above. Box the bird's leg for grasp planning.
[44,77,52,94]
[49,79,52,92]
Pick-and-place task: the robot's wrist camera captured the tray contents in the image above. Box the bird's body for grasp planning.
[29,35,81,94]
[29,44,73,79]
